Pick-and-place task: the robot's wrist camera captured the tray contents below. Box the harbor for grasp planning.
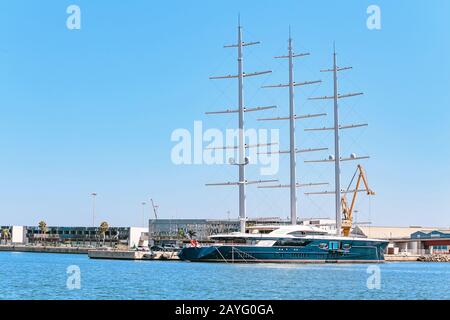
[0,0,449,305]
[0,5,447,266]
[1,220,450,262]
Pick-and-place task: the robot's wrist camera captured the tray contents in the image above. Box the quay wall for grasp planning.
[88,250,148,260]
[385,254,420,261]
[0,245,89,254]
[88,250,180,260]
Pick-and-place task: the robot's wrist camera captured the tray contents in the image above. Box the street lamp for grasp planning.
[91,193,97,228]
[141,202,146,228]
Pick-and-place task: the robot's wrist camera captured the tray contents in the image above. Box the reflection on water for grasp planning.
[0,252,449,300]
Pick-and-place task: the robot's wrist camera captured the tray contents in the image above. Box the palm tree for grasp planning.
[1,228,10,245]
[38,221,47,245]
[98,221,109,245]
[187,229,197,240]
[177,228,186,239]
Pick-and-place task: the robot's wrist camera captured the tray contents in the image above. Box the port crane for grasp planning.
[341,164,375,236]
[150,199,159,220]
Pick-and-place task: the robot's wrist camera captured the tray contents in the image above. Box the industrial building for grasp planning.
[149,219,240,244]
[0,225,148,248]
[354,226,450,255]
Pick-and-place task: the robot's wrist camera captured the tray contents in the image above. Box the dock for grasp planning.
[0,244,89,254]
[88,249,150,260]
[88,249,180,261]
[385,254,420,262]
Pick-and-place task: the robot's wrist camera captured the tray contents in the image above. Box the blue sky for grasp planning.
[0,0,449,227]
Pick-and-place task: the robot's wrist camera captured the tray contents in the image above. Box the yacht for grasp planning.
[179,225,388,263]
[179,21,388,263]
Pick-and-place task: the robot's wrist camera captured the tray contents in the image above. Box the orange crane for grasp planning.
[341,164,375,236]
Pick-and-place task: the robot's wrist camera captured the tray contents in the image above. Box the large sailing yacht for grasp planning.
[179,225,387,262]
[179,23,388,263]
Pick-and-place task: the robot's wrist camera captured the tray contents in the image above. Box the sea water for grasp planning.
[0,252,449,300]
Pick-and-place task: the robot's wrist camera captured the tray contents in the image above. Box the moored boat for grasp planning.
[179,20,387,264]
[179,225,388,263]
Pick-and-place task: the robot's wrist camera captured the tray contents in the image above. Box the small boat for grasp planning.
[179,225,388,263]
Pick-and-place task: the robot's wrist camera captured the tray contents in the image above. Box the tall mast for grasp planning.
[305,44,367,236]
[237,19,246,233]
[257,28,326,225]
[205,18,278,234]
[332,45,342,235]
[288,32,297,225]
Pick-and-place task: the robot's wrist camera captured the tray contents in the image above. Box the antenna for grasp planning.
[256,29,324,225]
[305,44,368,236]
[205,18,277,233]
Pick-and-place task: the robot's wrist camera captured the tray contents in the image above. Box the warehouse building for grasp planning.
[354,226,450,255]
[149,219,240,244]
[0,225,147,248]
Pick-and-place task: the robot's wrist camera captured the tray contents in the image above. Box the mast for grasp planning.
[305,44,368,236]
[257,28,326,225]
[237,20,246,233]
[205,18,278,234]
[332,45,341,235]
[288,33,296,225]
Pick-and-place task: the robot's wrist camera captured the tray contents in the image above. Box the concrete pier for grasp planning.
[385,254,420,261]
[0,245,180,261]
[88,249,150,260]
[0,244,89,254]
[88,249,180,261]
